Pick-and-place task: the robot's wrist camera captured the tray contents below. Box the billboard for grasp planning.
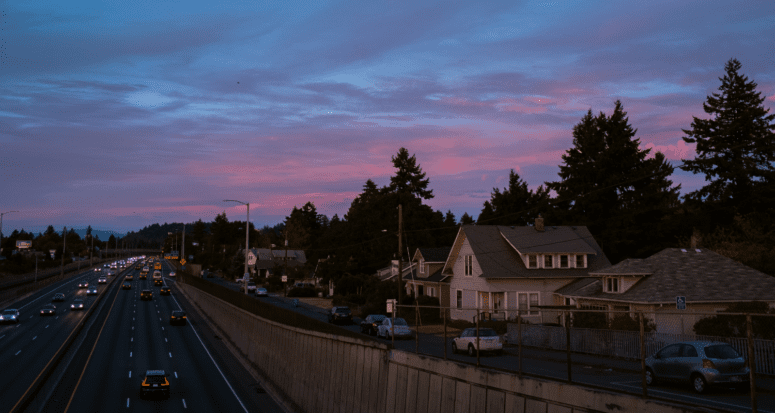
[16,240,32,249]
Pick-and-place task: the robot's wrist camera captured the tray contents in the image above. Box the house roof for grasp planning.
[416,247,451,263]
[447,224,610,279]
[560,248,775,303]
[589,258,653,276]
[405,267,449,283]
[499,225,598,254]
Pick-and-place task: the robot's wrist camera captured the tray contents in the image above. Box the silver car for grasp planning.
[645,341,749,394]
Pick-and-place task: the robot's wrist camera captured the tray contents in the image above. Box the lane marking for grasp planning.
[174,371,178,378]
[165,338,168,342]
[45,325,49,328]
[33,336,37,340]
[126,398,130,408]
[130,352,133,357]
[182,399,187,409]
[132,326,134,330]
[170,294,248,413]
[169,352,172,358]
[161,327,164,331]
[131,337,133,342]
[15,350,21,355]
[129,371,132,378]
[159,318,162,321]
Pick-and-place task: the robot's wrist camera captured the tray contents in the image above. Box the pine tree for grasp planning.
[477,169,549,225]
[680,58,775,216]
[546,101,680,261]
[388,147,433,200]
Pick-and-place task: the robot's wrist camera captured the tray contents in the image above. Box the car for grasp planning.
[52,293,66,302]
[87,287,98,296]
[71,299,85,310]
[94,268,102,273]
[141,370,170,398]
[103,263,109,268]
[160,286,171,295]
[645,341,750,394]
[0,309,21,324]
[244,282,257,293]
[154,279,163,286]
[98,277,107,284]
[170,311,187,325]
[378,317,414,339]
[141,266,150,275]
[78,281,88,288]
[360,314,387,336]
[125,274,134,281]
[255,287,268,297]
[107,270,115,276]
[452,328,503,356]
[328,306,353,325]
[40,304,56,316]
[168,271,176,277]
[140,290,153,300]
[122,282,132,290]
[139,273,147,280]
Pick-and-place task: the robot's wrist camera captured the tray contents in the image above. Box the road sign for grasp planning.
[282,275,287,283]
[676,296,686,310]
[386,299,396,313]
[180,258,186,265]
[16,240,31,249]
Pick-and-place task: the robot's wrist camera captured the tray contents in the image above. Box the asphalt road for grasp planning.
[207,275,775,413]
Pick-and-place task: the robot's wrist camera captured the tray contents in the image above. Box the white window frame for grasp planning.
[605,277,620,293]
[428,287,435,297]
[544,254,553,269]
[528,255,538,269]
[456,290,463,309]
[560,255,569,268]
[464,255,473,276]
[419,259,425,274]
[517,292,541,316]
[575,254,586,268]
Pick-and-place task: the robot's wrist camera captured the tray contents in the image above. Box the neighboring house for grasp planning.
[405,247,451,305]
[557,248,775,334]
[376,260,417,282]
[246,248,307,277]
[444,217,610,323]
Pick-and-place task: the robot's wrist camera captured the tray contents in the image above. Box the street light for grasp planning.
[0,210,19,258]
[223,199,250,294]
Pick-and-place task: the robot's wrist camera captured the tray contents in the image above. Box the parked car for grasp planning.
[40,304,56,316]
[360,314,386,336]
[645,341,750,394]
[255,287,268,297]
[328,306,353,325]
[0,309,20,324]
[452,328,503,356]
[378,317,414,339]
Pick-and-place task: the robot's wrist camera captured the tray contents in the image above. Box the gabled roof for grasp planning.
[561,248,775,304]
[500,225,598,254]
[416,247,451,263]
[589,258,653,276]
[405,267,449,283]
[444,224,610,278]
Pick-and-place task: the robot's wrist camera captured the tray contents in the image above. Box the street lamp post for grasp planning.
[224,199,250,294]
[0,210,20,258]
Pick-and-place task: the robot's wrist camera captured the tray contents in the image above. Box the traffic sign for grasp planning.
[180,258,186,265]
[282,275,287,283]
[676,296,686,310]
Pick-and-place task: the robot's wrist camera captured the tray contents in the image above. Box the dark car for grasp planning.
[78,281,88,288]
[52,293,66,302]
[153,279,163,286]
[139,273,147,280]
[140,290,153,300]
[40,304,56,316]
[0,309,21,324]
[122,282,132,290]
[160,286,171,295]
[360,314,386,336]
[170,311,186,325]
[86,287,98,296]
[646,341,750,394]
[70,299,85,310]
[141,370,170,398]
[125,274,134,281]
[328,306,352,325]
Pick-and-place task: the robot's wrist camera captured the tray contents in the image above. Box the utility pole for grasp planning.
[89,234,93,267]
[61,226,66,277]
[397,204,403,317]
[181,223,186,264]
[284,238,289,289]
[0,210,20,259]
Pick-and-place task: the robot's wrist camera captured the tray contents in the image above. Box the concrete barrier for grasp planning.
[178,283,715,413]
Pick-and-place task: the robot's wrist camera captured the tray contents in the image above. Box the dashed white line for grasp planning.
[159,318,162,321]
[174,371,178,378]
[130,352,133,357]
[33,336,37,340]
[182,399,187,409]
[30,315,33,318]
[0,335,4,340]
[133,317,135,321]
[129,371,132,378]
[165,338,168,342]
[131,337,133,342]
[126,398,130,408]
[45,325,49,328]
[15,350,21,355]
[132,326,134,330]
[161,327,164,331]
[169,352,172,358]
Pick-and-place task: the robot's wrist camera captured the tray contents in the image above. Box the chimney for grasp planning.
[535,214,544,232]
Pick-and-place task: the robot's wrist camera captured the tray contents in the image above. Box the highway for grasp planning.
[0,259,284,413]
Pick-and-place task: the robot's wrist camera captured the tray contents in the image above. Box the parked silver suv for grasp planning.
[645,341,749,394]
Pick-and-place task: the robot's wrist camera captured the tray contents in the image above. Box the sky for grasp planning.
[1,0,774,235]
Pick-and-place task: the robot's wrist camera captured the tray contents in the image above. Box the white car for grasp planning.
[452,328,503,356]
[377,317,414,340]
[168,271,176,277]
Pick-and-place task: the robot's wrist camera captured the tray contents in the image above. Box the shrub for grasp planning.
[287,287,317,297]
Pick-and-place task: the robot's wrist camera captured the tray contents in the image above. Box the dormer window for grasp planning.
[544,254,553,268]
[576,255,586,268]
[528,255,538,268]
[605,277,620,293]
[419,259,425,274]
[560,255,569,268]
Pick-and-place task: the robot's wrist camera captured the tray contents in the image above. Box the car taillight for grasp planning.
[702,359,716,369]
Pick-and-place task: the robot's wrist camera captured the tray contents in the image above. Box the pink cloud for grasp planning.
[643,139,696,160]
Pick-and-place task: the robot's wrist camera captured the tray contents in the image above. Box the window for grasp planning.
[428,287,435,297]
[605,277,620,293]
[464,255,473,276]
[419,259,425,274]
[565,297,575,306]
[517,292,540,316]
[576,255,585,268]
[528,255,537,268]
[456,290,463,309]
[560,255,569,268]
[544,254,553,268]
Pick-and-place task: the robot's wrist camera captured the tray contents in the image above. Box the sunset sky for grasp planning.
[2,0,774,235]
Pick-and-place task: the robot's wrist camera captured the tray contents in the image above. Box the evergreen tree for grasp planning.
[680,58,775,218]
[388,147,433,200]
[460,212,475,225]
[546,101,680,261]
[477,169,550,225]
